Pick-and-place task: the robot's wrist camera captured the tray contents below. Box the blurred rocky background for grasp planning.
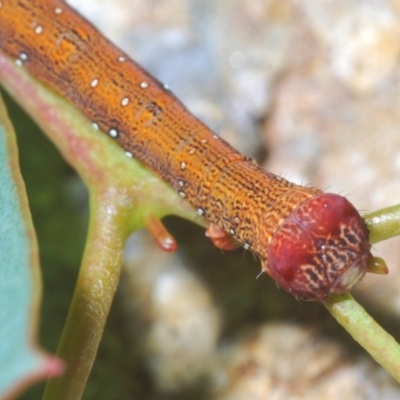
[15,0,400,398]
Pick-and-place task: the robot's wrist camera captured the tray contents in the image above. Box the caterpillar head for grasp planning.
[266,193,372,301]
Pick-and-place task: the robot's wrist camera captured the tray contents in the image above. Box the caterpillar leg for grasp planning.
[145,216,177,252]
[205,223,239,251]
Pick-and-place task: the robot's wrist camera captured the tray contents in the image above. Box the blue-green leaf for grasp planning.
[0,93,63,399]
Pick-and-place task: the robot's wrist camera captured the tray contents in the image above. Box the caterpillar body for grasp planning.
[0,0,373,300]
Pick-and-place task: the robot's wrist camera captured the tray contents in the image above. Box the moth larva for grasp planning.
[0,0,373,300]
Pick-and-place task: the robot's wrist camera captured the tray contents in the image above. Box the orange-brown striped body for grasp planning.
[0,0,372,300]
[0,0,319,256]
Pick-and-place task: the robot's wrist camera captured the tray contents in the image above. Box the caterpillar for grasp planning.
[0,0,373,300]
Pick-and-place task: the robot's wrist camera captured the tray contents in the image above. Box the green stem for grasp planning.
[364,204,400,244]
[42,189,127,400]
[323,294,400,383]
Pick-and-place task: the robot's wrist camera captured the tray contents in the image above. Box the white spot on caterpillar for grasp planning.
[213,134,219,140]
[15,52,28,66]
[180,162,186,170]
[244,243,250,250]
[54,7,63,14]
[92,122,99,130]
[19,52,28,61]
[35,26,43,34]
[197,208,204,216]
[178,180,184,187]
[234,217,240,224]
[121,97,130,107]
[90,78,99,88]
[201,139,208,144]
[108,128,118,138]
[178,191,186,198]
[140,81,149,89]
[118,56,126,62]
[229,228,236,235]
[189,148,196,155]
[125,151,133,158]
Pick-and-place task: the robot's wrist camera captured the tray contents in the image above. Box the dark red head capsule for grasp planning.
[266,193,372,301]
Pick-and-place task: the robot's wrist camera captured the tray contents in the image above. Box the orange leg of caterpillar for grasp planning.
[145,215,178,252]
[205,223,239,251]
